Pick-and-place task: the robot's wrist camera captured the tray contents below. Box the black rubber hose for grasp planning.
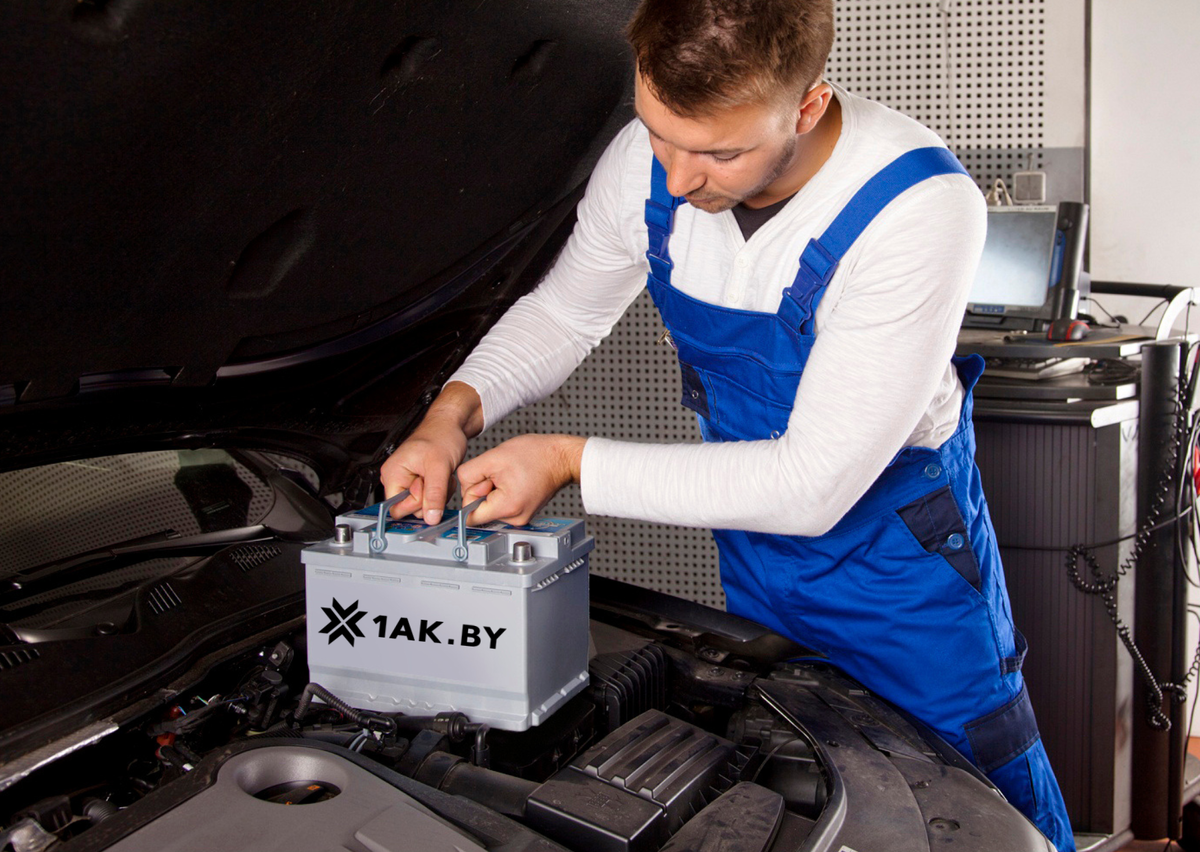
[82,799,118,824]
[471,724,491,769]
[389,712,469,739]
[386,713,490,765]
[390,712,482,741]
[294,683,397,734]
[260,694,280,729]
[437,761,539,818]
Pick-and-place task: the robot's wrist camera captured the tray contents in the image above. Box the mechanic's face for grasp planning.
[634,72,830,213]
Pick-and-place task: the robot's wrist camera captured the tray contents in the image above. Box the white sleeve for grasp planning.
[448,132,647,430]
[580,177,986,536]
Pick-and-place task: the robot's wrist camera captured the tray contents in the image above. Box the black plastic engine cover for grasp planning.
[525,710,747,852]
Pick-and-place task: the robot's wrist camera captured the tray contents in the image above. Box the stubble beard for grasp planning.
[685,133,799,214]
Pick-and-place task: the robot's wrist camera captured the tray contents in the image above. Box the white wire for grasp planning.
[985,178,1014,207]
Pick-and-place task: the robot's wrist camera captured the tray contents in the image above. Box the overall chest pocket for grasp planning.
[678,359,800,441]
[673,337,806,440]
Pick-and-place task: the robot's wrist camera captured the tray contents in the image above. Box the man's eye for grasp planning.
[713,153,741,163]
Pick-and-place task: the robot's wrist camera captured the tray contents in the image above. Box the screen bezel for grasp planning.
[962,203,1084,331]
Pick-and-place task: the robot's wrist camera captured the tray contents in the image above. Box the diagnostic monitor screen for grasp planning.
[968,208,1059,308]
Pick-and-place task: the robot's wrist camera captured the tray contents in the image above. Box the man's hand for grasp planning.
[380,382,484,524]
[457,434,587,527]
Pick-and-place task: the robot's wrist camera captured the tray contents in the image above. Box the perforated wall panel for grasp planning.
[467,291,726,608]
[828,0,1048,189]
[471,0,1076,608]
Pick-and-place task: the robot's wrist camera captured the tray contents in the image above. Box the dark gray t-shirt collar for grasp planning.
[731,192,797,240]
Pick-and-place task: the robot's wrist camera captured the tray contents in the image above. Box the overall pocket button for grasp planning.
[946,533,965,550]
[923,463,942,480]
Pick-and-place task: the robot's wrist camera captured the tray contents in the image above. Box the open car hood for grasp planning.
[0,0,638,494]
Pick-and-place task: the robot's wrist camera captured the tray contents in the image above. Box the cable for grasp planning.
[999,509,1191,554]
[1184,609,1200,750]
[1086,358,1141,386]
[1059,349,1200,731]
[1086,296,1128,327]
[1174,414,1200,589]
[748,736,802,784]
[1139,298,1171,327]
[985,178,1014,206]
[294,683,397,735]
[1177,343,1200,593]
[938,0,956,154]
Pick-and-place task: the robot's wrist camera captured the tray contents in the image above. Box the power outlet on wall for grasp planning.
[1013,169,1047,204]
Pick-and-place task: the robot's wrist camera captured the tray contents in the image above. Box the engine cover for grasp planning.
[107,746,485,852]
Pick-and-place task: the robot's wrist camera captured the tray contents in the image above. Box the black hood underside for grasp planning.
[0,0,639,488]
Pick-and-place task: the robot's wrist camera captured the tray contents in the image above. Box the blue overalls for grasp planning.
[644,148,1074,851]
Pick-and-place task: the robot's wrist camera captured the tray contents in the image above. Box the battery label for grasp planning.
[306,571,524,688]
[437,528,495,542]
[385,519,426,534]
[478,517,575,533]
[318,596,506,650]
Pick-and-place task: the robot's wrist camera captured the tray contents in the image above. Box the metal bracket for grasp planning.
[369,490,410,554]
[454,498,484,562]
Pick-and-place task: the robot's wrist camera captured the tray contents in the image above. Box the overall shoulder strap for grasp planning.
[644,157,686,286]
[782,146,970,331]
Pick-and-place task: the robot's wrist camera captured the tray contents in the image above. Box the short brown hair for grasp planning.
[627,0,835,116]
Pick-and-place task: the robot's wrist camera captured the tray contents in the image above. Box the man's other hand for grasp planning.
[380,382,484,525]
[457,434,586,527]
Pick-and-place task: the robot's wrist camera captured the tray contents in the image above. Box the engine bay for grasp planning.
[0,610,812,851]
[0,582,1051,852]
[0,451,1053,851]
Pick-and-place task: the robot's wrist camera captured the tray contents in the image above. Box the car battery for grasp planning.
[301,496,593,732]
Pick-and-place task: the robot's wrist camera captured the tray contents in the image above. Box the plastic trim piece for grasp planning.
[0,721,119,794]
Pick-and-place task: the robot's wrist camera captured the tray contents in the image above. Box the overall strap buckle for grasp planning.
[644,158,686,286]
[785,239,840,332]
[783,146,970,330]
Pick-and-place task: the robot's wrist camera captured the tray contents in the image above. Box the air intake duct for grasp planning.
[588,644,667,736]
[406,710,751,852]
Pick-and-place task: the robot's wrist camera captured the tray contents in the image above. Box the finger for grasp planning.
[455,451,487,485]
[458,460,494,496]
[465,491,508,526]
[468,489,533,527]
[421,470,452,525]
[380,463,415,500]
[463,480,496,524]
[386,475,423,519]
[382,452,418,515]
[391,487,424,520]
[463,478,494,502]
[457,461,498,523]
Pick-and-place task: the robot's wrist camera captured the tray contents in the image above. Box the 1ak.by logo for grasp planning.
[320,598,366,646]
[320,597,506,650]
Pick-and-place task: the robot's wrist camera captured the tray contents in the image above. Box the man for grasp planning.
[381,0,1074,847]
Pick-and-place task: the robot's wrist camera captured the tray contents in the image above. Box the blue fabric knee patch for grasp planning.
[988,739,1076,852]
[964,683,1039,773]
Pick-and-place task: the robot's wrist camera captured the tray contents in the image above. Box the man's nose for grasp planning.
[664,151,705,197]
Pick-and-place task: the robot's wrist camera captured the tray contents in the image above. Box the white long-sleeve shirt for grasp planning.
[449,85,986,536]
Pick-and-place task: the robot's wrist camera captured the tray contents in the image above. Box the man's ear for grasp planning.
[794,82,834,135]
